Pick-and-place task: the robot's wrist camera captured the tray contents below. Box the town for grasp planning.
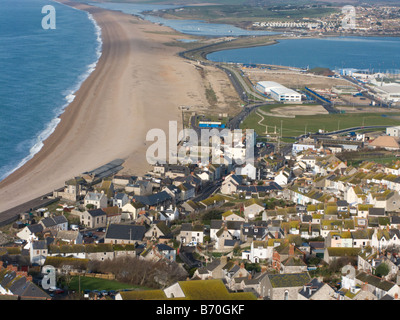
[252,5,400,36]
[1,113,400,300]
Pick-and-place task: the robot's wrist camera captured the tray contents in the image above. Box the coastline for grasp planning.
[0,0,210,213]
[0,2,103,182]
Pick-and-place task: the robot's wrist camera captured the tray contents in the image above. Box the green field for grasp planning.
[66,276,146,292]
[241,104,400,138]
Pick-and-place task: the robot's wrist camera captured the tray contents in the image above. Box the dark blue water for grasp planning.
[208,36,400,72]
[0,0,101,180]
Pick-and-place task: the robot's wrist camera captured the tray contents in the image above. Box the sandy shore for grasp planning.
[0,1,211,213]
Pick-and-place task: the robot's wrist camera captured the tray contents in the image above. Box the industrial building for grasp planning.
[375,84,400,103]
[387,126,400,137]
[255,81,301,103]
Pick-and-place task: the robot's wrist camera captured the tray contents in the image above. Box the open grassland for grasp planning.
[241,104,400,137]
[67,276,145,292]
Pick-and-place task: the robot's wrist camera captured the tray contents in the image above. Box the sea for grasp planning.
[1,0,400,183]
[0,0,101,181]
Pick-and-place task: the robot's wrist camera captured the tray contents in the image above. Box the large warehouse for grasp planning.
[255,81,301,102]
[375,84,400,103]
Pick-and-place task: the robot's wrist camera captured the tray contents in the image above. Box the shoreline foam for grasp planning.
[0,8,103,182]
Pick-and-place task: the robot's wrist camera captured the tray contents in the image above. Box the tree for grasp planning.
[375,263,389,278]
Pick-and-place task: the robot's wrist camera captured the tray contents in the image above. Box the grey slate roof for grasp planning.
[27,224,44,234]
[105,224,146,241]
[133,191,172,206]
[32,240,47,250]
[369,207,385,216]
[87,209,106,217]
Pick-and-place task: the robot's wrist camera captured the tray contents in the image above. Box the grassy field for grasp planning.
[241,104,400,138]
[66,276,146,292]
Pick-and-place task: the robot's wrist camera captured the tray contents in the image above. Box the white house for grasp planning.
[84,191,108,209]
[235,163,257,180]
[113,193,129,208]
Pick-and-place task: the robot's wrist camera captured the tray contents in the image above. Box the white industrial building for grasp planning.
[387,126,400,137]
[375,84,400,103]
[255,81,301,103]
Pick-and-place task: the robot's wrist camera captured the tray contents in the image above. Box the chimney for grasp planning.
[6,265,17,272]
[16,271,27,277]
[248,274,252,280]
[275,231,279,239]
[289,243,295,256]
[240,262,244,269]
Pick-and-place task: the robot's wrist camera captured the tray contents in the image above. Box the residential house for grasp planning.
[180,200,205,214]
[272,242,305,272]
[112,175,135,187]
[133,191,172,209]
[235,163,257,180]
[274,167,291,187]
[84,191,108,209]
[53,177,86,202]
[243,240,272,263]
[220,174,244,195]
[177,183,196,202]
[210,220,242,242]
[140,243,176,262]
[214,227,236,251]
[158,206,180,222]
[80,209,107,229]
[368,190,400,212]
[55,230,83,245]
[0,263,50,300]
[355,271,400,300]
[264,272,311,300]
[16,224,44,242]
[297,278,336,300]
[112,193,129,208]
[323,247,361,264]
[221,211,245,222]
[29,240,49,266]
[178,223,204,246]
[102,206,122,225]
[144,221,172,242]
[243,199,264,221]
[121,202,145,221]
[130,180,152,196]
[39,215,68,232]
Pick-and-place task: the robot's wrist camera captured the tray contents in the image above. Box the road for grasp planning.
[191,180,222,202]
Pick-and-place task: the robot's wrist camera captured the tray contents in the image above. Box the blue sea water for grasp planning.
[208,36,400,72]
[0,0,101,181]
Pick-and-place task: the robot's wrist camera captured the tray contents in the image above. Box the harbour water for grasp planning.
[207,36,400,73]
